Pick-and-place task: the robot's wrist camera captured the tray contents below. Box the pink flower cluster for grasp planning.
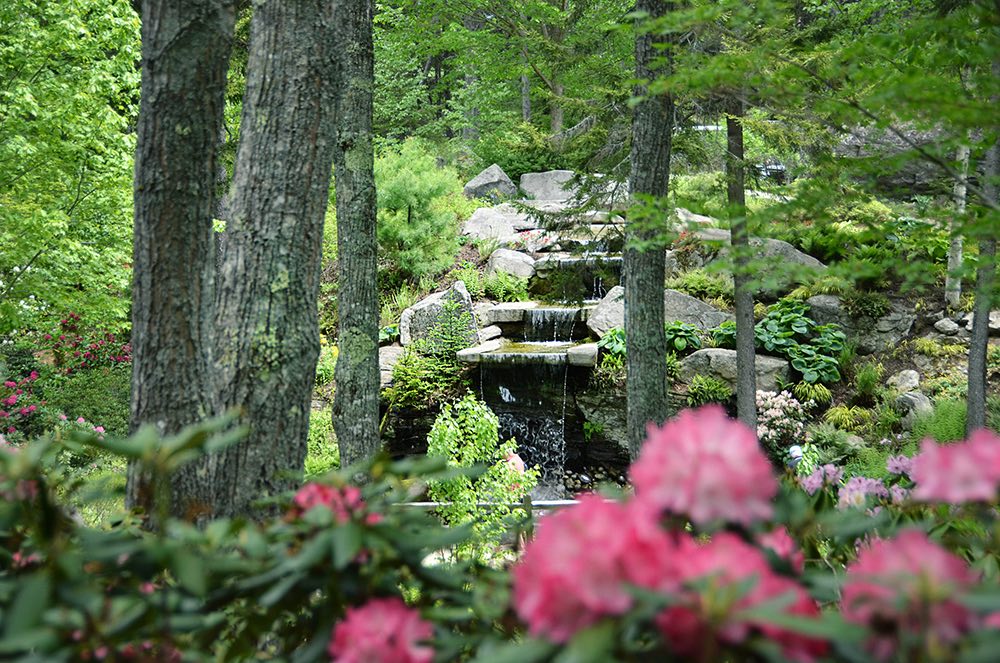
[843,530,980,660]
[513,408,826,659]
[885,454,913,476]
[291,482,381,525]
[799,463,843,495]
[0,371,42,435]
[46,313,131,373]
[630,406,777,525]
[837,476,889,510]
[911,429,1000,504]
[328,597,433,663]
[755,390,809,454]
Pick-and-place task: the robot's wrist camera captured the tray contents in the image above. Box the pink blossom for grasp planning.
[837,476,888,509]
[504,452,525,474]
[512,496,684,642]
[328,597,433,663]
[842,530,978,660]
[28,371,38,380]
[59,414,67,421]
[630,406,777,525]
[93,426,105,434]
[292,482,370,525]
[655,533,827,662]
[0,411,7,419]
[886,455,913,476]
[758,526,805,573]
[911,430,1000,504]
[76,417,85,424]
[2,381,14,389]
[3,395,17,407]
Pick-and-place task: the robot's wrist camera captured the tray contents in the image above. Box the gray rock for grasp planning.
[486,248,535,279]
[896,391,933,431]
[399,281,478,348]
[463,164,517,199]
[679,348,792,393]
[461,207,519,244]
[520,170,577,200]
[378,345,406,389]
[834,125,947,195]
[586,286,734,338]
[807,294,915,354]
[674,207,717,227]
[567,342,598,367]
[886,369,920,392]
[478,325,502,342]
[964,310,1000,336]
[934,318,960,335]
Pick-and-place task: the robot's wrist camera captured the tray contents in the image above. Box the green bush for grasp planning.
[665,268,734,304]
[665,351,681,383]
[375,139,469,283]
[314,339,337,389]
[597,327,627,357]
[841,290,890,319]
[471,122,598,181]
[451,262,484,299]
[910,399,967,444]
[794,381,832,407]
[305,407,339,478]
[807,422,865,465]
[483,271,529,302]
[852,360,884,406]
[686,374,733,407]
[824,405,872,432]
[664,321,702,356]
[44,364,131,437]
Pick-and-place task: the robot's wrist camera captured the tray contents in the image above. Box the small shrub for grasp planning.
[597,327,627,357]
[664,351,681,384]
[415,298,477,359]
[841,290,890,320]
[837,340,858,379]
[824,405,872,432]
[664,321,702,356]
[483,271,529,302]
[305,407,339,478]
[379,282,422,326]
[755,390,810,457]
[590,352,626,390]
[852,361,884,406]
[923,368,969,400]
[793,381,832,407]
[451,262,484,299]
[711,320,736,349]
[385,350,468,410]
[44,364,131,438]
[912,337,966,358]
[314,338,338,389]
[665,269,733,304]
[807,422,865,465]
[910,399,967,444]
[686,374,733,407]
[787,344,842,384]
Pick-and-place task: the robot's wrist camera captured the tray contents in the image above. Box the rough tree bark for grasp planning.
[331,0,381,467]
[625,0,673,459]
[210,0,338,517]
[127,0,235,516]
[727,99,757,430]
[967,57,999,434]
[945,143,970,309]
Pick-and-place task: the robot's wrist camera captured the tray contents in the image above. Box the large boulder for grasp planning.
[586,286,734,338]
[378,345,405,389]
[461,206,520,245]
[806,295,916,355]
[964,310,1000,336]
[834,125,947,195]
[679,349,792,393]
[463,163,517,199]
[486,248,535,279]
[399,281,478,348]
[520,170,577,200]
[896,391,933,431]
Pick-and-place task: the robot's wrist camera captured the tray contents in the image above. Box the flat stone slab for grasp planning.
[456,339,503,363]
[479,325,502,342]
[480,301,539,324]
[520,170,577,200]
[567,342,598,367]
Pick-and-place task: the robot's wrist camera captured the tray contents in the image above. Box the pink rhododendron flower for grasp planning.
[655,533,827,663]
[842,530,978,660]
[93,426,105,434]
[630,406,777,525]
[837,476,888,509]
[512,495,685,642]
[328,597,433,663]
[76,417,85,424]
[2,381,15,389]
[911,430,1000,504]
[504,451,525,474]
[758,526,805,573]
[291,482,375,525]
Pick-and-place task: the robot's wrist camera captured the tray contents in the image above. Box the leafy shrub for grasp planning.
[305,407,339,478]
[841,290,890,319]
[385,350,468,410]
[686,374,733,407]
[807,422,865,465]
[597,327,627,357]
[378,324,399,345]
[912,337,965,358]
[426,393,538,561]
[665,269,733,304]
[793,381,832,407]
[824,405,873,432]
[314,338,337,389]
[471,122,592,181]
[664,321,702,356]
[414,298,477,359]
[451,262,484,299]
[44,364,131,438]
[852,361,884,406]
[711,320,736,348]
[590,352,626,390]
[756,390,810,457]
[787,344,842,384]
[910,399,967,444]
[375,139,467,283]
[665,351,681,383]
[483,271,529,302]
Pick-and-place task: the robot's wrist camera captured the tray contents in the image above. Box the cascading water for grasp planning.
[522,307,578,342]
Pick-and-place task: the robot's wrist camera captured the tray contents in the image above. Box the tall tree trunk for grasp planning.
[727,100,757,430]
[967,58,999,434]
[211,0,338,517]
[127,0,235,517]
[521,71,532,122]
[332,0,380,467]
[550,79,564,135]
[945,143,970,309]
[625,0,673,459]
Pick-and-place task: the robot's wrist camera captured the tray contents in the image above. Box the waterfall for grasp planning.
[522,308,577,342]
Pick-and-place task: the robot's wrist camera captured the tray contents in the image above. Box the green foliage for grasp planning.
[807,422,865,465]
[851,361,884,407]
[378,325,400,345]
[912,337,966,358]
[385,349,468,411]
[664,351,681,384]
[669,172,728,218]
[824,405,873,433]
[0,0,139,334]
[415,298,477,359]
[664,321,702,356]
[841,291,890,320]
[793,381,833,407]
[379,282,423,326]
[314,340,337,389]
[711,320,736,349]
[483,271,529,302]
[44,365,131,438]
[451,262,484,299]
[375,139,468,283]
[665,269,734,305]
[597,327,627,357]
[911,399,967,444]
[590,352,626,391]
[686,375,733,408]
[787,344,842,384]
[305,408,339,478]
[471,123,572,181]
[426,394,538,561]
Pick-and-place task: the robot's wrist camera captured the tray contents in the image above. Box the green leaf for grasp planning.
[259,572,304,608]
[171,550,207,596]
[470,637,556,663]
[332,523,363,569]
[554,621,617,663]
[3,572,50,637]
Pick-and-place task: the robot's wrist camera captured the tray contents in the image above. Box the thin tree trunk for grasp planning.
[550,80,564,135]
[945,143,970,309]
[625,0,673,459]
[521,71,532,122]
[967,58,999,434]
[332,0,380,467]
[127,0,235,517]
[727,101,757,430]
[211,0,338,517]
